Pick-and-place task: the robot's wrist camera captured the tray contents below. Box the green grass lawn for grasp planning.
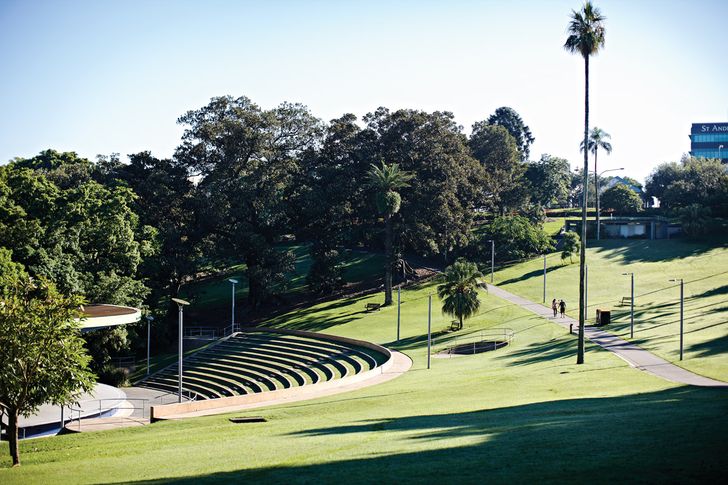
[2,278,727,482]
[493,239,728,380]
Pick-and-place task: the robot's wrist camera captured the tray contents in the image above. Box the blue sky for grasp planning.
[1,0,727,182]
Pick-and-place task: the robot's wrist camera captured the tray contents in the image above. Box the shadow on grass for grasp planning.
[119,387,728,483]
[591,239,726,263]
[498,266,560,286]
[687,334,728,358]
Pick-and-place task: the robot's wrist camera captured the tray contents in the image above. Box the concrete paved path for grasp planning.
[488,285,728,387]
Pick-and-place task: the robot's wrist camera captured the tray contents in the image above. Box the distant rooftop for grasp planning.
[79,304,141,331]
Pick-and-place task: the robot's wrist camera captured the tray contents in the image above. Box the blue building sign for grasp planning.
[690,122,728,161]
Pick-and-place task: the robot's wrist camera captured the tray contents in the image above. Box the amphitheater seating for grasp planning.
[137,330,387,400]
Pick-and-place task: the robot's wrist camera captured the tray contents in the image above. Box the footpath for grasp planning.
[488,285,728,388]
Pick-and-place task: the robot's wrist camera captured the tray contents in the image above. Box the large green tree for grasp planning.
[362,108,485,260]
[297,114,369,295]
[580,127,613,239]
[525,154,572,207]
[600,184,642,214]
[366,162,413,306]
[470,123,527,214]
[486,107,535,161]
[646,157,728,215]
[564,0,606,364]
[0,277,95,466]
[437,259,484,331]
[174,96,323,308]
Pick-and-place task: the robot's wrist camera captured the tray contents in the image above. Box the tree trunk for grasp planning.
[384,214,393,306]
[9,409,19,466]
[594,147,600,241]
[578,54,589,365]
[459,314,463,330]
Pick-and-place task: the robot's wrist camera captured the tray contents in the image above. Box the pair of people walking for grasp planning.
[551,298,566,318]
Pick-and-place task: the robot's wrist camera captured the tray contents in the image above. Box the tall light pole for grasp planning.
[228,278,238,327]
[488,239,494,283]
[585,265,588,322]
[593,167,624,241]
[622,272,634,338]
[172,298,190,402]
[669,279,684,360]
[146,314,154,376]
[396,286,401,343]
[427,294,432,370]
[542,254,547,303]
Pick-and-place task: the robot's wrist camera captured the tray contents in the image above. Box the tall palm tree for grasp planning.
[580,127,613,241]
[366,162,413,306]
[564,1,606,364]
[437,260,484,330]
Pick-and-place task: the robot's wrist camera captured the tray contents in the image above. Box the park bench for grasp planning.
[365,303,381,312]
[621,296,632,306]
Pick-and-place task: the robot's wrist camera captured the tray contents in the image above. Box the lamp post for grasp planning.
[542,254,547,303]
[487,239,494,283]
[593,167,624,241]
[396,286,402,343]
[669,279,684,360]
[427,294,432,370]
[228,278,238,328]
[172,298,190,402]
[146,314,154,376]
[622,272,634,338]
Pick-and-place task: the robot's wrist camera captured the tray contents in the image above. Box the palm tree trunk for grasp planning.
[459,314,463,330]
[9,408,19,466]
[594,147,600,241]
[384,214,393,306]
[578,54,589,365]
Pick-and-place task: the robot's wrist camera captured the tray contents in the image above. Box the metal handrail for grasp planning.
[152,390,198,404]
[66,398,150,432]
[443,328,515,356]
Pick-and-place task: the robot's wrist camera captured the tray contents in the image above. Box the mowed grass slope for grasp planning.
[494,239,728,380]
[2,279,727,482]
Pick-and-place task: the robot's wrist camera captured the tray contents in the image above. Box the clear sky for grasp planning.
[1,0,727,182]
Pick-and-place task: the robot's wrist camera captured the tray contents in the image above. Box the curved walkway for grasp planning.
[488,285,728,387]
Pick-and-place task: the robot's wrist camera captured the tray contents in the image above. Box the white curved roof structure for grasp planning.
[79,304,141,331]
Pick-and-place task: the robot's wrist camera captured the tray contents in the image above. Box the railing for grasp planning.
[67,398,150,432]
[152,390,199,405]
[441,328,515,357]
[111,356,136,369]
[183,327,220,339]
[223,323,242,337]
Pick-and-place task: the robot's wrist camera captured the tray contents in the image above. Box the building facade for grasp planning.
[690,122,728,162]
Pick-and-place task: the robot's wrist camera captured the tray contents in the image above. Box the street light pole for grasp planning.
[146,315,154,376]
[427,294,432,370]
[542,254,547,303]
[585,265,588,322]
[622,272,634,338]
[397,286,401,343]
[488,240,494,283]
[228,278,238,328]
[172,298,190,402]
[670,278,684,360]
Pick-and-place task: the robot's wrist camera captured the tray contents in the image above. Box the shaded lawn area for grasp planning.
[3,280,727,483]
[493,239,728,380]
[177,244,385,323]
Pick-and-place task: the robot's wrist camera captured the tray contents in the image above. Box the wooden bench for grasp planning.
[621,296,632,306]
[365,303,381,312]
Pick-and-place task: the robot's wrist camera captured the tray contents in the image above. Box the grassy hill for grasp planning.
[2,277,726,482]
[493,239,728,380]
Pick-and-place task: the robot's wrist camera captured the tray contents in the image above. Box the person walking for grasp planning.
[559,299,566,318]
[551,299,558,318]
